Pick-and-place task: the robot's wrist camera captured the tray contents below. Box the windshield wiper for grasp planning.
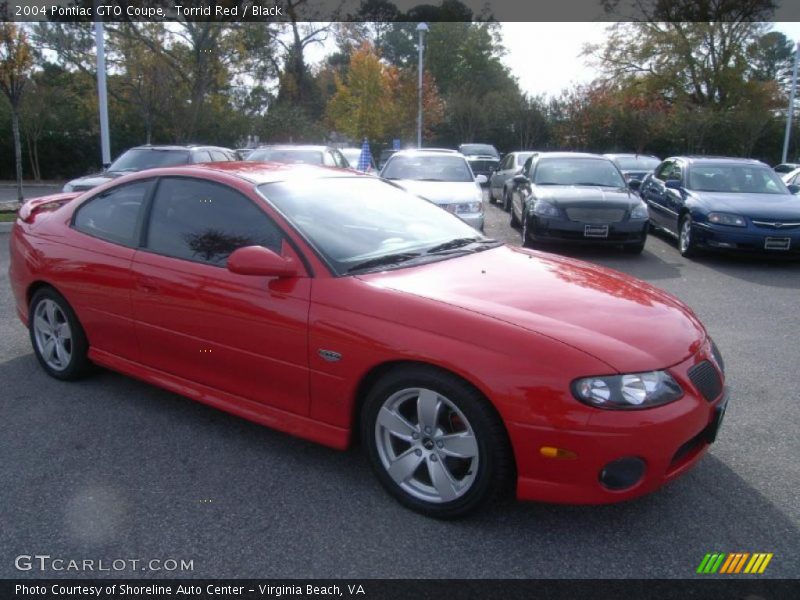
[347,252,421,273]
[425,237,498,254]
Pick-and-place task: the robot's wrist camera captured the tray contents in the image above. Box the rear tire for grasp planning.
[29,287,92,380]
[361,365,513,519]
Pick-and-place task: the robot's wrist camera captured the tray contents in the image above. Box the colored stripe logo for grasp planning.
[697,553,773,574]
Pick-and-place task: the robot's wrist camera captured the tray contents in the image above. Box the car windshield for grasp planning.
[258,177,493,275]
[533,158,626,187]
[516,152,535,166]
[613,156,660,170]
[382,155,474,182]
[687,165,789,194]
[108,149,191,172]
[248,149,324,165]
[459,144,499,157]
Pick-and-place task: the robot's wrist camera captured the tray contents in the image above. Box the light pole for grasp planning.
[94,18,111,167]
[781,40,799,164]
[416,22,429,149]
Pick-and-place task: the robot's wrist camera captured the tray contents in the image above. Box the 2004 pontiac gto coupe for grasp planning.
[9,162,727,518]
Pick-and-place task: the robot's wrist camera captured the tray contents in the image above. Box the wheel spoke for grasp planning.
[34,315,52,336]
[58,324,72,341]
[45,300,57,326]
[438,432,478,459]
[54,340,69,367]
[42,337,57,362]
[377,407,416,441]
[427,457,459,502]
[387,450,424,485]
[416,389,440,430]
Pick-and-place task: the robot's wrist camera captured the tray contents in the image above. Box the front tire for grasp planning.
[679,214,699,258]
[361,366,513,519]
[503,188,513,212]
[29,287,92,380]
[623,240,646,254]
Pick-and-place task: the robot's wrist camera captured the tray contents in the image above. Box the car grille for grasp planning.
[565,208,626,223]
[751,220,800,230]
[688,360,723,402]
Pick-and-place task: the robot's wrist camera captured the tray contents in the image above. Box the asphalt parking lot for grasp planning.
[1,192,799,579]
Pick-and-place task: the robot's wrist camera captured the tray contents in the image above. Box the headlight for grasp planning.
[630,203,649,220]
[708,212,746,227]
[453,201,482,214]
[572,371,683,409]
[62,183,74,192]
[533,200,559,217]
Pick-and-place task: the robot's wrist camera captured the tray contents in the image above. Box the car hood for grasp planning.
[391,180,482,205]
[359,246,705,373]
[534,185,639,207]
[691,191,800,219]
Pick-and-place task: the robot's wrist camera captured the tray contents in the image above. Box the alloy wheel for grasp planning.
[33,299,73,371]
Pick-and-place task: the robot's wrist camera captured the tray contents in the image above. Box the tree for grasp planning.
[326,43,396,142]
[0,23,34,202]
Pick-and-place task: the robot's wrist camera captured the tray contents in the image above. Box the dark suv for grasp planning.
[458,143,501,185]
[63,145,238,192]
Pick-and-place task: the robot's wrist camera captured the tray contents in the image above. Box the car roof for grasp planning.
[130,145,232,152]
[191,161,360,184]
[603,153,659,159]
[535,152,610,160]
[390,149,464,158]
[251,145,331,151]
[667,156,767,167]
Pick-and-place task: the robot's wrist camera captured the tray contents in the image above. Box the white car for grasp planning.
[380,150,486,231]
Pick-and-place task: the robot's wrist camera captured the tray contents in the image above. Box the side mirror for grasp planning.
[665,179,682,190]
[227,246,297,278]
[787,183,800,195]
[475,174,488,185]
[627,179,642,192]
[512,174,529,185]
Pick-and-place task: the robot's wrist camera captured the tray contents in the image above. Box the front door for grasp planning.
[130,176,311,415]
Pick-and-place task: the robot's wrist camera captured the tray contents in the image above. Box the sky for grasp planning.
[499,22,800,98]
[306,22,800,99]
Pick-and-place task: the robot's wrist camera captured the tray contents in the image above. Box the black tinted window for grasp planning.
[146,178,282,266]
[73,180,151,246]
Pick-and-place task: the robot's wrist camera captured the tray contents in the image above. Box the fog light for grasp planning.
[599,457,646,490]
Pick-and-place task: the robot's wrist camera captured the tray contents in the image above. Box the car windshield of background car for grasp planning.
[534,158,627,188]
[615,156,660,170]
[258,177,486,274]
[382,156,474,182]
[108,149,192,172]
[687,166,789,195]
[249,149,324,165]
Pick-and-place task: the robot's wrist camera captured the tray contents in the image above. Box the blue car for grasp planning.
[639,156,800,258]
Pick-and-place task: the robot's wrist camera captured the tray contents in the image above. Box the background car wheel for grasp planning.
[509,200,520,228]
[521,216,535,248]
[503,189,512,212]
[488,189,496,204]
[679,214,699,258]
[29,287,92,380]
[361,365,513,519]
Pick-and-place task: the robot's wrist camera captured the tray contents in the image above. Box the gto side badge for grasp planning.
[318,349,342,362]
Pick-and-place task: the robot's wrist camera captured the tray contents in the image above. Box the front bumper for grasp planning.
[693,222,800,255]
[527,214,648,245]
[509,346,726,504]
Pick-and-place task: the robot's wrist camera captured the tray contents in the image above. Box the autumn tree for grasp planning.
[0,23,34,202]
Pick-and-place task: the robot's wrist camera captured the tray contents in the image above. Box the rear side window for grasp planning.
[209,150,230,162]
[145,178,283,267]
[73,180,151,246]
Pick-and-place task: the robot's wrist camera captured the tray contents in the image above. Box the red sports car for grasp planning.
[8,162,728,518]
